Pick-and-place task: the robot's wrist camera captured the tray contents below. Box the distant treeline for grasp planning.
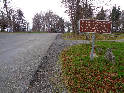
[32,10,65,33]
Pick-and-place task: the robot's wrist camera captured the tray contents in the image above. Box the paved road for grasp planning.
[0,33,58,93]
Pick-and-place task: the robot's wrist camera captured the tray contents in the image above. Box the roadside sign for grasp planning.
[79,19,112,60]
[79,19,112,33]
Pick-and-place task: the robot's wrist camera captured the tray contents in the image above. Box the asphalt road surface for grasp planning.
[0,33,58,93]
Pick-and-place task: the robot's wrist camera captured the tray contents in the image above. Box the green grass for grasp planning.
[62,32,124,40]
[60,41,124,93]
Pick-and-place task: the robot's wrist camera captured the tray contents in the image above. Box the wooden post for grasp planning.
[90,33,95,60]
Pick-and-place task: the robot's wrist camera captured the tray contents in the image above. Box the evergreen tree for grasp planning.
[120,11,124,31]
[96,7,106,20]
[110,6,121,32]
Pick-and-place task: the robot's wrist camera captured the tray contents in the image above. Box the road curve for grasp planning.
[0,33,58,93]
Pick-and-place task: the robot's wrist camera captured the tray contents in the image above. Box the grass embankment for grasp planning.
[60,42,124,93]
[62,33,124,40]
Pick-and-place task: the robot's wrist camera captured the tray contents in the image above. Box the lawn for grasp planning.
[60,41,124,93]
[62,32,124,40]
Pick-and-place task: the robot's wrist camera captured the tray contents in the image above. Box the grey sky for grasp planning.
[11,0,124,27]
[12,0,68,27]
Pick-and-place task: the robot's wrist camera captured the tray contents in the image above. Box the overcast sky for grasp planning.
[12,0,68,27]
[11,0,124,27]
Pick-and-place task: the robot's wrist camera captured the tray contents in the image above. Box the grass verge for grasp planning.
[60,41,124,93]
[62,33,124,40]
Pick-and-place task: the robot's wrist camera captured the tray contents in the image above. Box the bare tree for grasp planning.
[32,10,64,33]
[32,13,42,32]
[62,0,94,34]
[3,0,13,31]
[0,10,8,31]
[56,17,65,33]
